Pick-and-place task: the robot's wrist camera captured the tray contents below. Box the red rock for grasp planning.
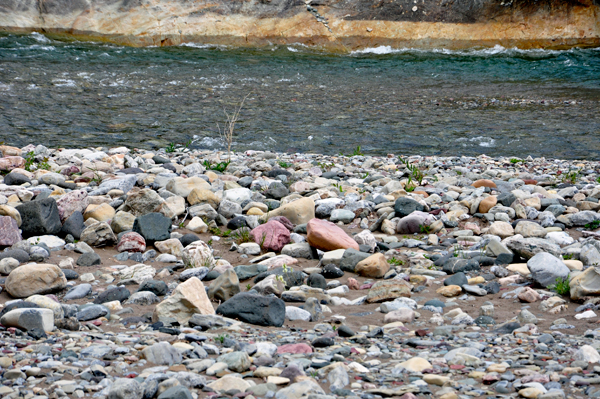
[450,364,465,370]
[250,220,291,252]
[276,343,312,354]
[269,216,294,231]
[359,283,373,290]
[116,232,146,253]
[0,156,25,171]
[306,218,359,251]
[347,278,360,290]
[56,190,89,222]
[483,374,501,384]
[523,179,538,185]
[472,179,497,188]
[0,216,22,246]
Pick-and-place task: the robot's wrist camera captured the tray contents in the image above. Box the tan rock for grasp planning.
[523,197,541,210]
[187,188,220,208]
[514,221,547,238]
[384,308,414,323]
[153,277,215,324]
[355,253,390,278]
[5,263,67,298]
[478,196,497,213]
[570,266,600,301]
[111,211,136,234]
[518,388,543,398]
[423,374,450,386]
[154,238,184,257]
[507,263,530,276]
[264,197,315,225]
[247,207,264,216]
[207,269,240,302]
[306,218,359,251]
[187,216,208,233]
[398,357,432,372]
[563,259,583,271]
[365,279,412,303]
[83,203,115,222]
[487,221,514,238]
[436,285,462,297]
[253,367,283,378]
[204,171,218,182]
[472,179,497,188]
[207,375,251,392]
[267,376,290,385]
[517,287,541,303]
[166,176,210,197]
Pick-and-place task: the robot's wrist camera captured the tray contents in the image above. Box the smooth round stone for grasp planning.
[64,284,92,300]
[76,304,109,321]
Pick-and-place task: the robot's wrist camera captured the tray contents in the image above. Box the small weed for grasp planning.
[233,228,253,244]
[388,257,405,266]
[585,220,600,230]
[332,325,337,331]
[38,157,51,170]
[351,146,363,156]
[210,226,232,237]
[399,157,424,187]
[215,334,228,344]
[278,160,292,168]
[165,142,176,153]
[246,283,252,291]
[419,224,431,234]
[456,170,462,176]
[563,253,573,260]
[453,244,466,258]
[510,158,524,164]
[596,176,600,184]
[561,168,581,184]
[332,183,344,193]
[178,221,185,229]
[361,172,369,179]
[548,275,570,296]
[310,371,318,378]
[207,239,213,247]
[24,151,35,172]
[259,232,267,251]
[202,160,230,172]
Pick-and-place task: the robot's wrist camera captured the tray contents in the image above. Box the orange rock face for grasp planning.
[479,196,498,213]
[473,179,497,189]
[306,218,359,251]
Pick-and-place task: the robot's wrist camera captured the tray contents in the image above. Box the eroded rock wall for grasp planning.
[0,0,598,50]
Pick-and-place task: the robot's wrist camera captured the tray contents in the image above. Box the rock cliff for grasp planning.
[0,0,598,50]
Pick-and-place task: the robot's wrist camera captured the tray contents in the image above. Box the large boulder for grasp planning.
[216,293,285,327]
[133,212,172,245]
[152,277,215,324]
[264,197,315,225]
[250,220,291,252]
[16,198,62,237]
[306,218,359,251]
[5,263,67,298]
[527,252,570,288]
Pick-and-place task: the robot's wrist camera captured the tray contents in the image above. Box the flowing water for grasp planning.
[1,33,599,159]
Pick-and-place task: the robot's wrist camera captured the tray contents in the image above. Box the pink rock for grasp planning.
[517,287,541,303]
[306,218,359,251]
[347,278,360,290]
[276,343,313,354]
[116,232,146,253]
[269,216,294,231]
[250,220,291,252]
[61,165,81,176]
[56,190,89,222]
[0,216,22,246]
[359,283,373,290]
[0,156,25,171]
[521,374,549,384]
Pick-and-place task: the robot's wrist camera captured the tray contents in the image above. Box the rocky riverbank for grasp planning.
[0,0,599,50]
[2,144,600,399]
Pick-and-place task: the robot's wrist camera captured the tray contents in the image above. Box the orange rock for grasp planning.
[472,179,497,189]
[479,196,497,213]
[306,218,359,251]
[355,253,390,278]
[413,191,429,198]
[523,179,538,185]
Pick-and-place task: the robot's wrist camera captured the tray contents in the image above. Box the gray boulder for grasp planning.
[527,252,570,288]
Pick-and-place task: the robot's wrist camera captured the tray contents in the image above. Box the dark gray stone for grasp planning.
[227,217,247,230]
[312,336,334,347]
[424,299,445,308]
[179,267,209,282]
[493,322,521,334]
[484,281,501,294]
[444,272,468,287]
[64,284,92,300]
[133,212,172,245]
[4,173,31,185]
[339,248,370,272]
[62,269,79,280]
[394,197,424,217]
[307,273,327,290]
[179,234,201,248]
[337,325,355,337]
[61,211,85,240]
[0,249,29,263]
[266,181,289,200]
[16,198,62,237]
[495,253,514,265]
[497,192,516,207]
[234,264,268,281]
[138,280,169,296]
[216,293,285,327]
[321,264,344,278]
[94,286,130,304]
[76,252,101,266]
[157,386,193,399]
[0,301,39,319]
[442,258,480,274]
[77,304,109,321]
